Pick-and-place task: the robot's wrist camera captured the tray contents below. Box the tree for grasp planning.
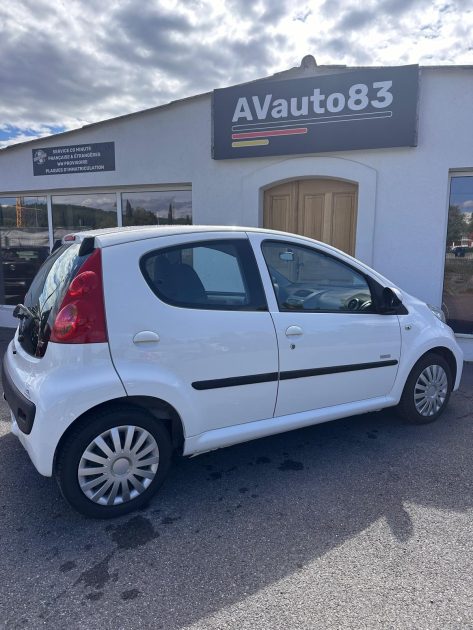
[446,204,466,245]
[130,207,157,225]
[468,212,473,238]
[125,199,133,222]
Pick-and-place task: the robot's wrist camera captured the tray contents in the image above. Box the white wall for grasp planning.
[1,68,472,357]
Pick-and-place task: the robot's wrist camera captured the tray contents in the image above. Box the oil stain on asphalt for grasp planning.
[72,515,163,600]
[69,454,307,604]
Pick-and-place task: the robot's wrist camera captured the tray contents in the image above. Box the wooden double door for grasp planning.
[263,178,358,256]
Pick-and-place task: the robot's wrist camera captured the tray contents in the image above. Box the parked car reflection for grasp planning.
[1,245,50,305]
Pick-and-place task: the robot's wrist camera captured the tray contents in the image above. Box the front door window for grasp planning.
[262,240,373,313]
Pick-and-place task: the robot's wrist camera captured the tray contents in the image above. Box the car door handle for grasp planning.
[133,331,160,344]
[285,325,303,337]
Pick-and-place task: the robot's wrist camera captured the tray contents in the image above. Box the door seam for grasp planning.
[268,310,281,417]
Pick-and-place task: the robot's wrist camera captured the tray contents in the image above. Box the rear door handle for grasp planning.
[133,331,160,344]
[285,325,303,337]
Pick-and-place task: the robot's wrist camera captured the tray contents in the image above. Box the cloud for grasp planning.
[320,37,372,64]
[228,0,291,24]
[338,8,376,30]
[0,0,472,147]
[381,0,429,14]
[294,9,312,23]
[0,124,67,149]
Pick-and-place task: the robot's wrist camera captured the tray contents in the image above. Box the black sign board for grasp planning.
[212,65,419,160]
[32,142,115,176]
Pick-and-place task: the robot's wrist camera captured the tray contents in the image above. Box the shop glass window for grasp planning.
[122,191,192,226]
[52,193,117,243]
[442,175,473,334]
[0,196,49,305]
[262,240,373,313]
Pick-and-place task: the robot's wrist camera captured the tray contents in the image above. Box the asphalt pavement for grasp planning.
[0,327,472,629]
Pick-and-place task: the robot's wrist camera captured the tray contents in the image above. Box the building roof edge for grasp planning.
[1,63,471,153]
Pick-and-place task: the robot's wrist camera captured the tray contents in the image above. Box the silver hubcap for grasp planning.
[78,425,160,506]
[414,365,448,417]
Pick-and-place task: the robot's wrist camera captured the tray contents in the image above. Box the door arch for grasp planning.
[263,178,358,255]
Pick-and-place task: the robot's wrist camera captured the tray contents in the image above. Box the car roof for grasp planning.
[66,225,295,247]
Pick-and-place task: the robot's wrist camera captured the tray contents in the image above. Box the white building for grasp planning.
[0,58,472,357]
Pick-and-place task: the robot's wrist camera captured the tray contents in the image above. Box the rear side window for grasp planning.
[19,244,91,356]
[140,239,267,311]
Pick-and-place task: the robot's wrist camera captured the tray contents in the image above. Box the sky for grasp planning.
[0,0,472,149]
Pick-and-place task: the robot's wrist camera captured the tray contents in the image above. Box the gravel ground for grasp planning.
[0,327,472,630]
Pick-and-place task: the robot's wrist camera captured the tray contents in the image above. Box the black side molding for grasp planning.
[192,360,398,391]
[192,372,278,390]
[2,354,36,435]
[280,360,398,381]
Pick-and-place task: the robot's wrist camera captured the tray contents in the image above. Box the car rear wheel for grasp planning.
[397,353,452,424]
[56,407,172,518]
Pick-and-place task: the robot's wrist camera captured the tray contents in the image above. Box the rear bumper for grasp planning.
[9,415,47,476]
[3,338,127,477]
[2,353,36,434]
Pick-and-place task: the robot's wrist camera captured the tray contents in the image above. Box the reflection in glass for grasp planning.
[122,191,192,226]
[0,196,49,305]
[39,244,81,315]
[52,193,117,242]
[262,241,372,312]
[442,176,473,334]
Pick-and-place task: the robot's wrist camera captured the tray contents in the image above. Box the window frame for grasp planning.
[51,192,118,243]
[121,189,193,227]
[0,184,192,252]
[441,171,473,337]
[0,185,192,310]
[140,238,268,312]
[261,239,383,315]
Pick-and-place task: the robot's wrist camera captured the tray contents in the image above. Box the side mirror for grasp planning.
[381,287,402,313]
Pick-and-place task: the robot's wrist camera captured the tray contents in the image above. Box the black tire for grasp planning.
[397,353,452,424]
[55,406,172,518]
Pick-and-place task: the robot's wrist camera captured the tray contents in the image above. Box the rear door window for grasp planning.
[140,239,267,311]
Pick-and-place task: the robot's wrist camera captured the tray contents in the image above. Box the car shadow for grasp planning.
[0,370,472,629]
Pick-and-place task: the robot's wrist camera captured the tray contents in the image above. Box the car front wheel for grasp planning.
[56,407,172,518]
[397,353,452,424]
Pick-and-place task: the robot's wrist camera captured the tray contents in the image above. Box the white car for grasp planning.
[3,226,463,517]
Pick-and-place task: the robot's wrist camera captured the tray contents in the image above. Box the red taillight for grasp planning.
[52,303,80,340]
[50,249,108,344]
[68,271,98,297]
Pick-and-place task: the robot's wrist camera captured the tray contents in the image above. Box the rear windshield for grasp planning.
[18,243,90,356]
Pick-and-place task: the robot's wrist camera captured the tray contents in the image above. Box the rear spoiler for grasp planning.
[78,237,96,256]
[56,234,96,256]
